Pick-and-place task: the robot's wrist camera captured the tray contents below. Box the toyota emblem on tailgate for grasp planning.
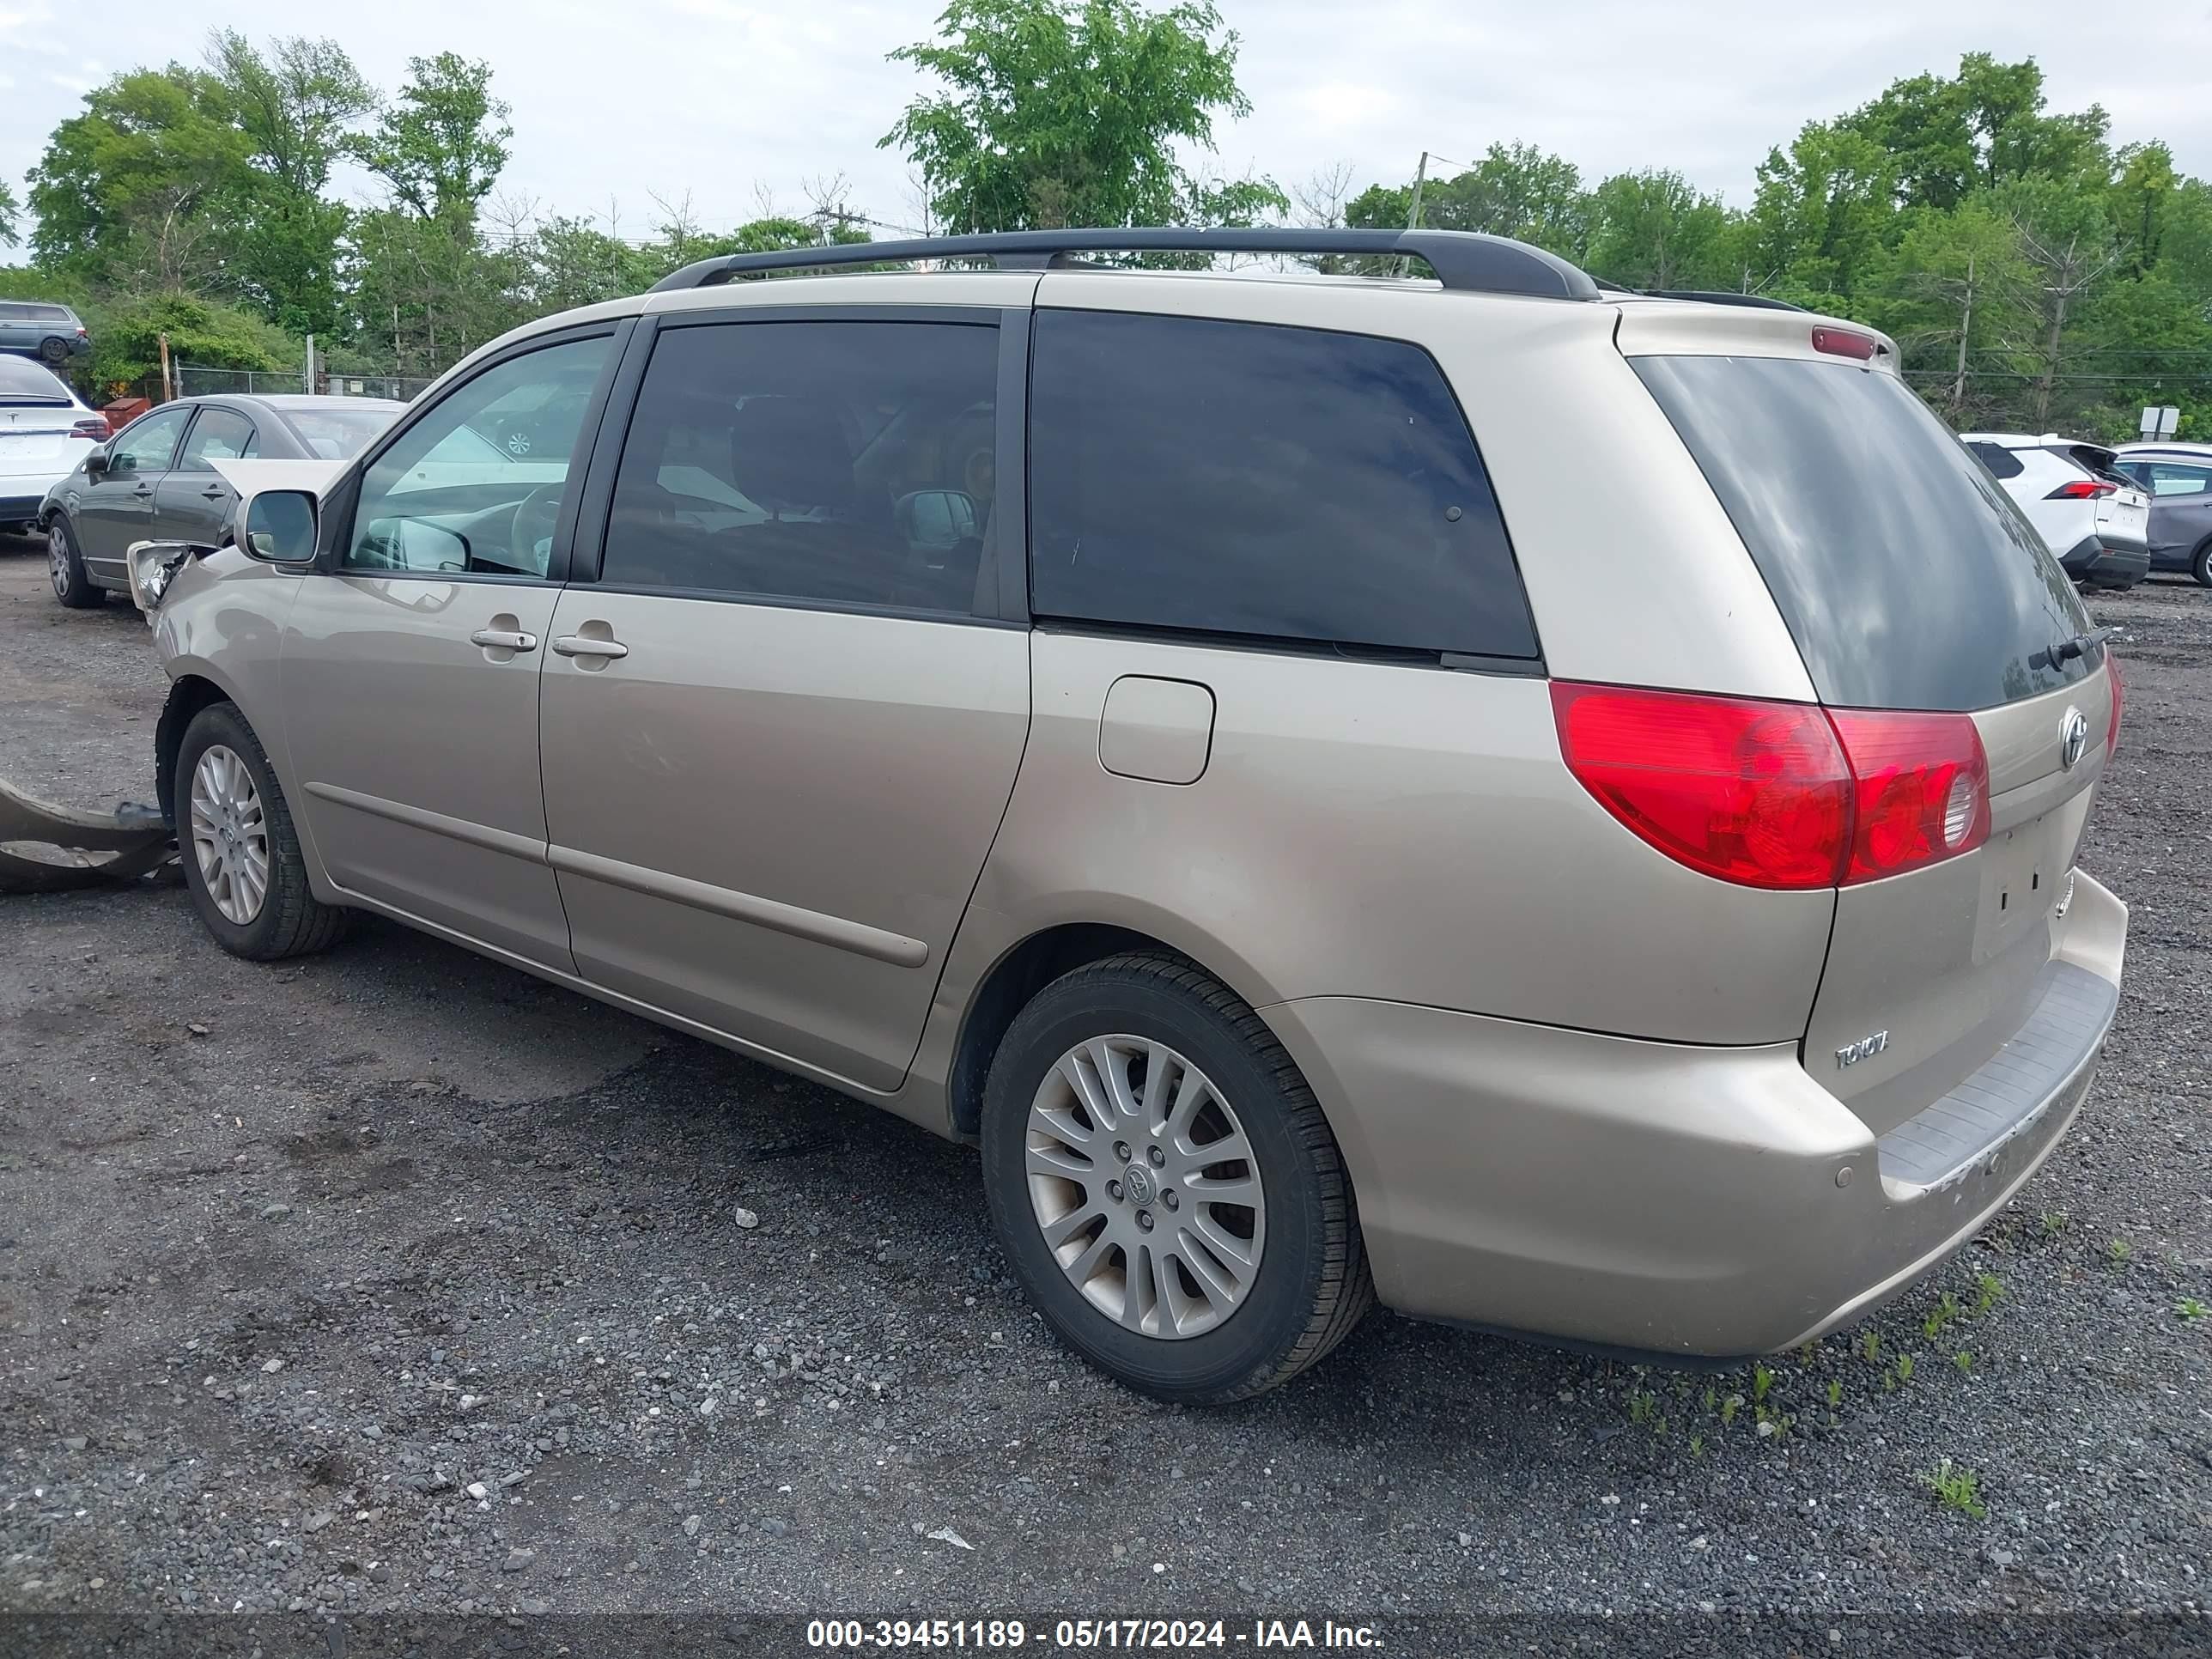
[2058,707,2089,770]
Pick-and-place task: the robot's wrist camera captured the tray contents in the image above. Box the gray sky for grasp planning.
[5,0,2210,246]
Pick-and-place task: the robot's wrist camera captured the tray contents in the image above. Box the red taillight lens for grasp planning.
[1550,684,1851,890]
[2106,657,2123,759]
[1811,326,1877,361]
[2045,479,2116,500]
[1826,709,1990,883]
[1553,684,1992,890]
[70,417,106,441]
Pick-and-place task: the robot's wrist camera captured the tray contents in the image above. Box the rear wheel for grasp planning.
[2193,538,2212,588]
[47,516,102,609]
[980,954,1371,1402]
[174,702,349,960]
[38,336,69,368]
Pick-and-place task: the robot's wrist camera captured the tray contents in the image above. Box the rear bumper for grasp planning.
[2057,532,2149,588]
[0,474,68,525]
[1265,872,2127,1358]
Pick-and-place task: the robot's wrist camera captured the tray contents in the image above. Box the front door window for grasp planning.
[345,337,612,579]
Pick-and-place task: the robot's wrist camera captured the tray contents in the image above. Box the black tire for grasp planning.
[981,953,1372,1402]
[38,337,70,367]
[2193,538,2212,589]
[46,515,103,609]
[173,702,350,961]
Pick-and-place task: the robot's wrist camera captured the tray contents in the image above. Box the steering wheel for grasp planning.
[510,485,563,576]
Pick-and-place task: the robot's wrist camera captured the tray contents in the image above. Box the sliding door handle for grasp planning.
[551,635,628,660]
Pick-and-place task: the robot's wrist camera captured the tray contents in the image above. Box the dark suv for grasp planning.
[2113,444,2212,586]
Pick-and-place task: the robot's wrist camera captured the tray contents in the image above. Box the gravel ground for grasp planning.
[1,533,2207,1641]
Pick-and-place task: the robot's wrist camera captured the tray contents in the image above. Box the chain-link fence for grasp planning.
[161,365,436,405]
[173,365,310,398]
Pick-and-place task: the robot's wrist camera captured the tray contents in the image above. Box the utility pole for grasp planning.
[1405,150,1431,234]
[157,332,173,404]
[1950,254,1974,416]
[305,333,316,396]
[1394,151,1431,277]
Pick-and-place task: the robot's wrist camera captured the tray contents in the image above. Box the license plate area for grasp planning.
[1972,815,2072,961]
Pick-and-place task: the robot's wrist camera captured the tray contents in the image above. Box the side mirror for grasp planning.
[895,489,980,551]
[84,445,111,477]
[241,489,319,566]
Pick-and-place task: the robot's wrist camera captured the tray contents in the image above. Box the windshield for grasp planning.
[0,356,73,404]
[1632,355,2096,711]
[282,404,398,459]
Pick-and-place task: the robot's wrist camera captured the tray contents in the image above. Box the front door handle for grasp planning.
[199,485,228,501]
[551,635,628,660]
[470,628,539,653]
[131,484,154,498]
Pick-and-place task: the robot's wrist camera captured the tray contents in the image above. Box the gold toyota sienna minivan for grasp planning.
[125,228,2128,1402]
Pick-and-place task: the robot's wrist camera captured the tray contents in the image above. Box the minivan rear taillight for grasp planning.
[1826,708,1990,882]
[1552,683,1990,890]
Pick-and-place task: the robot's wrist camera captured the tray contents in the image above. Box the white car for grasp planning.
[1960,432,2151,589]
[0,356,107,535]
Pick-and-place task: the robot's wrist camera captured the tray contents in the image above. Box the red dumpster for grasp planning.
[102,397,150,435]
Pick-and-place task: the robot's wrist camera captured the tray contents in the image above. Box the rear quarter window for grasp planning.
[1966,441,2024,480]
[1633,356,2095,712]
[1027,309,1538,660]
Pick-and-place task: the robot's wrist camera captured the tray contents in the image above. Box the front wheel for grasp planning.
[2193,539,2212,588]
[981,954,1372,1402]
[47,516,102,609]
[174,702,350,960]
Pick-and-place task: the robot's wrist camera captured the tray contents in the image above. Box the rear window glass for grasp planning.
[1633,356,2094,711]
[1027,310,1537,660]
[283,404,397,459]
[0,356,71,400]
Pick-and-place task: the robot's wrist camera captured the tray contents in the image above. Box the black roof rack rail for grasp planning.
[647,228,1602,302]
[1643,289,1807,312]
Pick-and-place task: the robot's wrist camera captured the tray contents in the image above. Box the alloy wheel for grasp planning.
[189,744,270,925]
[48,525,70,598]
[1024,1035,1267,1339]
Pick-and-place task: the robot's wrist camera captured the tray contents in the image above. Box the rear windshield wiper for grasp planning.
[2048,626,2116,665]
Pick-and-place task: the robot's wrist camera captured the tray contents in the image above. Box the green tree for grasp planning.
[1991,173,2124,428]
[27,66,255,290]
[525,216,660,313]
[204,32,376,337]
[206,30,375,197]
[355,52,512,222]
[348,208,526,374]
[88,292,293,387]
[1583,170,1730,290]
[1858,201,2037,422]
[1741,121,1897,308]
[0,182,18,247]
[881,0,1281,233]
[1846,52,2110,211]
[2108,142,2179,276]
